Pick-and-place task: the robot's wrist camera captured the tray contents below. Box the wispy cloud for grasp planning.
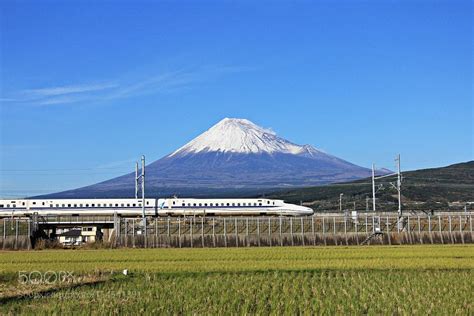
[23,83,118,97]
[34,95,90,106]
[1,65,254,107]
[0,97,21,102]
[105,70,197,100]
[95,158,138,170]
[1,81,118,106]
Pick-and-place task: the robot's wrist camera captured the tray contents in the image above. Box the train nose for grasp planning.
[298,205,314,215]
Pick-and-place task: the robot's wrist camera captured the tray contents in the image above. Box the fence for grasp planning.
[0,218,32,250]
[111,214,474,248]
[1,214,473,249]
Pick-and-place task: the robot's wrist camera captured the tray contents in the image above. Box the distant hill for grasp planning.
[269,161,474,212]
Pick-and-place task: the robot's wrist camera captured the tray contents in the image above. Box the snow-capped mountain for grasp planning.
[43,118,379,198]
[170,118,320,156]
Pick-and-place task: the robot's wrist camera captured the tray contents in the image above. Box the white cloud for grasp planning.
[105,70,196,100]
[23,82,118,97]
[2,64,255,107]
[95,158,137,169]
[34,95,86,106]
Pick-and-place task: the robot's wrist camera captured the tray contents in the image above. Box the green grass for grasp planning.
[0,245,473,314]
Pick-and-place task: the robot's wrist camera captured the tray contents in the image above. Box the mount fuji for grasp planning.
[44,118,381,198]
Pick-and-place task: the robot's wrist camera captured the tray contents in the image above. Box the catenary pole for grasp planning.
[339,193,343,214]
[372,163,376,212]
[141,155,146,236]
[396,154,402,218]
[135,162,139,199]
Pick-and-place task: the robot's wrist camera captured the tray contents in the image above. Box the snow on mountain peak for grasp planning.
[169,118,322,156]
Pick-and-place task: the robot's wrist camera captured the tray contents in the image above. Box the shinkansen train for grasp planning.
[0,197,313,217]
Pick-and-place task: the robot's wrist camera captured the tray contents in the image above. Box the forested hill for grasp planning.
[269,161,474,212]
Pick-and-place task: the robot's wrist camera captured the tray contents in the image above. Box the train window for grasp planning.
[92,204,96,207]
[242,203,246,206]
[267,201,270,204]
[193,203,196,206]
[0,205,3,208]
[259,203,262,206]
[22,202,25,206]
[199,203,202,206]
[80,204,83,207]
[74,204,77,207]
[188,203,191,206]
[68,204,71,207]
[232,203,235,206]
[7,204,10,208]
[237,203,240,206]
[146,201,149,205]
[50,204,53,207]
[209,203,213,206]
[42,202,45,205]
[132,204,136,207]
[62,204,65,207]
[121,204,124,207]
[273,202,275,205]
[182,203,185,206]
[226,203,230,206]
[204,203,207,206]
[254,203,257,206]
[115,204,118,207]
[56,204,59,207]
[172,201,175,205]
[85,204,89,207]
[32,202,36,205]
[127,204,130,207]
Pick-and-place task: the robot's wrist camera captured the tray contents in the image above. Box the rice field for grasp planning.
[0,245,473,314]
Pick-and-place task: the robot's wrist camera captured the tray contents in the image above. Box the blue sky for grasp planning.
[0,0,472,197]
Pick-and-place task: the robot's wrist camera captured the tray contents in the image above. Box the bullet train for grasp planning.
[0,197,313,217]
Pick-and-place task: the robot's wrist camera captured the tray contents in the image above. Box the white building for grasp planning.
[58,226,101,246]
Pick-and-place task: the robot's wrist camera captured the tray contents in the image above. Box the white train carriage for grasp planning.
[158,198,313,216]
[0,197,313,217]
[0,198,156,217]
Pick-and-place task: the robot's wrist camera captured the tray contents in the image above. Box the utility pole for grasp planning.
[372,164,376,212]
[141,155,146,237]
[396,154,402,218]
[372,155,402,224]
[135,162,139,199]
[133,155,147,237]
[339,193,344,213]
